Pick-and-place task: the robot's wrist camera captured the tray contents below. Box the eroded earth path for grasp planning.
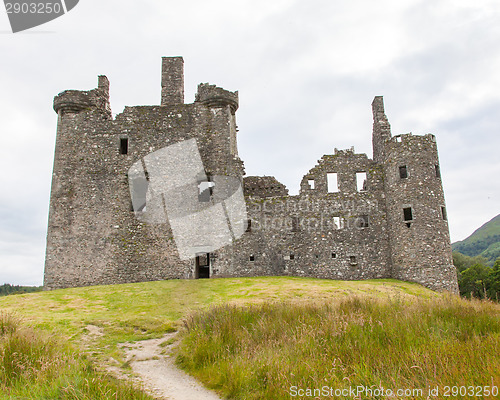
[108,331,222,400]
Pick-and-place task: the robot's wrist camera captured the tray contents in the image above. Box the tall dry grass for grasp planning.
[177,296,500,399]
[0,312,153,399]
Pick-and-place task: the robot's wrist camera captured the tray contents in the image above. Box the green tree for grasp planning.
[453,252,489,272]
[487,258,500,301]
[0,284,42,296]
[458,264,492,299]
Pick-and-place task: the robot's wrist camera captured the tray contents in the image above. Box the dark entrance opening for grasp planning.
[195,253,210,279]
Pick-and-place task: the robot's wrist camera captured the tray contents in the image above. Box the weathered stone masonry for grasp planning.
[44,57,459,293]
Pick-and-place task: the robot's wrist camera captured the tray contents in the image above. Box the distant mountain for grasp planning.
[452,214,500,265]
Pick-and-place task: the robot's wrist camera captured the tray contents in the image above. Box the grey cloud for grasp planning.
[0,0,499,284]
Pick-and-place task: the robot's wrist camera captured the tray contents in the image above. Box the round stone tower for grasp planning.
[44,76,113,289]
[372,96,458,292]
[195,83,243,177]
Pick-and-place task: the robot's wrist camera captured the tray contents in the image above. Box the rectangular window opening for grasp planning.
[120,138,128,155]
[290,254,295,260]
[435,164,441,178]
[308,179,315,190]
[356,172,367,192]
[331,252,337,259]
[327,172,339,193]
[249,255,255,261]
[349,256,357,265]
[403,207,413,222]
[441,206,447,221]
[399,165,408,179]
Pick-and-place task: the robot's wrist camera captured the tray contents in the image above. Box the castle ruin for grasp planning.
[44,57,459,293]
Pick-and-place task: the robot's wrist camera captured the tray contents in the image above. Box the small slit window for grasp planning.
[399,165,408,179]
[441,206,447,221]
[120,138,128,155]
[249,255,255,261]
[331,252,337,259]
[245,219,252,232]
[435,165,441,178]
[403,207,413,221]
[290,254,295,260]
[308,179,315,189]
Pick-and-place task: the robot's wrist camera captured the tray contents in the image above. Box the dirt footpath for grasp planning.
[118,332,222,400]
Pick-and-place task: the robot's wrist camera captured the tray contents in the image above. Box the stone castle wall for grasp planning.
[44,57,459,293]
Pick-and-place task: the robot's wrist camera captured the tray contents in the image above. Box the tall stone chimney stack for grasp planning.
[161,56,184,105]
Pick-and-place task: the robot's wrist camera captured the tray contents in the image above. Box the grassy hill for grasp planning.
[0,277,434,353]
[1,277,499,399]
[452,214,500,265]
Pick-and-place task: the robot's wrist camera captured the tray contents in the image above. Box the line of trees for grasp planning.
[0,284,43,296]
[453,253,500,301]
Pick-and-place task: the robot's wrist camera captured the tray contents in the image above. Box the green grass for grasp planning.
[0,277,480,399]
[176,296,500,400]
[0,277,435,362]
[0,313,154,399]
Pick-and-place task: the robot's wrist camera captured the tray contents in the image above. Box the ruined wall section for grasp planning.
[243,176,289,198]
[289,150,391,280]
[214,150,391,281]
[372,96,391,163]
[106,103,236,286]
[382,133,458,292]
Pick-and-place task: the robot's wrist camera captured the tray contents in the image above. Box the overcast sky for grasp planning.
[1,0,499,285]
